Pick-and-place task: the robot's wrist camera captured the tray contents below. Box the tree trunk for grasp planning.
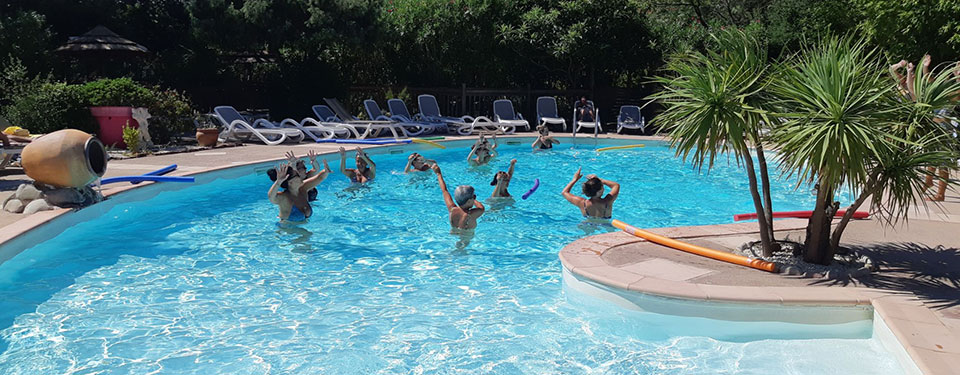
[830,181,876,255]
[804,179,836,265]
[740,146,774,257]
[755,144,779,251]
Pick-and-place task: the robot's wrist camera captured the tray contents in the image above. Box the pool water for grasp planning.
[0,139,901,374]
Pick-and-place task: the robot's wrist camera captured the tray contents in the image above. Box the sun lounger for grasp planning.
[536,96,567,131]
[493,99,531,131]
[417,94,512,135]
[213,106,305,145]
[616,105,645,134]
[362,99,431,136]
[383,99,449,135]
[1,133,26,170]
[573,100,602,136]
[322,98,410,139]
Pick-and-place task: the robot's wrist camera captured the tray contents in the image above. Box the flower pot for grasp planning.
[196,128,219,147]
[89,106,136,149]
[21,129,107,188]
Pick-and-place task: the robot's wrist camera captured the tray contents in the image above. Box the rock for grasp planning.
[22,199,53,214]
[803,271,821,278]
[3,199,24,213]
[781,266,801,275]
[15,183,42,201]
[42,186,102,208]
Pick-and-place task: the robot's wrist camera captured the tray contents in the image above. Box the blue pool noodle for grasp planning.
[315,138,412,145]
[99,175,195,185]
[131,164,178,184]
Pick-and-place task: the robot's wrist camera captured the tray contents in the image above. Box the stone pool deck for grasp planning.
[562,199,960,374]
[2,133,959,374]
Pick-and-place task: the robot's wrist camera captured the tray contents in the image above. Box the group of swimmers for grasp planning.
[267,128,619,236]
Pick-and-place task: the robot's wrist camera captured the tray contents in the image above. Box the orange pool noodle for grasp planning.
[611,219,778,273]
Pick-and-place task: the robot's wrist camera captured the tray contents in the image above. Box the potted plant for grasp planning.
[82,78,153,149]
[194,115,220,147]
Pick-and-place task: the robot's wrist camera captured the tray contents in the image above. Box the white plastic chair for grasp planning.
[616,105,645,134]
[573,100,601,136]
[493,99,531,131]
[213,106,305,145]
[536,96,567,131]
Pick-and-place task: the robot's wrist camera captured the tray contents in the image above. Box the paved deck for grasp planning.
[561,193,960,375]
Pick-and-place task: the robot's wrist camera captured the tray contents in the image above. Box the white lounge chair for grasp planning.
[363,99,433,136]
[536,96,567,131]
[493,99,531,131]
[213,106,306,145]
[1,135,25,170]
[417,94,510,135]
[616,105,645,134]
[387,98,451,134]
[322,98,411,139]
[573,100,602,136]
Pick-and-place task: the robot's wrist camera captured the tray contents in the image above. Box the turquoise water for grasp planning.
[0,139,901,374]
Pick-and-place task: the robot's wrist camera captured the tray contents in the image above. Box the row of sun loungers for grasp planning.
[213,95,647,145]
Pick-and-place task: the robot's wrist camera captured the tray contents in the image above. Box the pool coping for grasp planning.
[2,133,951,373]
[560,224,960,375]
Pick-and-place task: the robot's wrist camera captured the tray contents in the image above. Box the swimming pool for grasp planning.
[0,138,903,374]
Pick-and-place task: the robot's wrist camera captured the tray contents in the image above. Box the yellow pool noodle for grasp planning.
[411,138,446,149]
[596,144,645,152]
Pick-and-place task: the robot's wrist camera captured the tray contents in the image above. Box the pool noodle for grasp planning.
[521,178,540,200]
[596,144,646,152]
[131,164,177,184]
[99,175,195,185]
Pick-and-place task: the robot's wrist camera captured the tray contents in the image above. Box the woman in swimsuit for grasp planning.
[561,168,620,219]
[339,146,376,183]
[404,152,437,173]
[467,134,498,166]
[269,150,331,223]
[490,159,517,198]
[531,124,559,150]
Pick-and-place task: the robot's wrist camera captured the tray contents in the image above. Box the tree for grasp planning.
[854,0,960,62]
[770,35,960,264]
[649,30,779,257]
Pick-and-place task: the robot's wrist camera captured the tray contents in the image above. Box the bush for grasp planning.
[3,82,96,134]
[79,77,154,107]
[145,88,196,144]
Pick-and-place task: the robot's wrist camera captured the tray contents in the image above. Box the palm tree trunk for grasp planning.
[804,178,835,265]
[829,177,877,255]
[740,147,775,257]
[755,144,778,248]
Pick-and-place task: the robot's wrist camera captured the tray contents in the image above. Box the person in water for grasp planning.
[490,159,517,198]
[403,152,437,173]
[339,146,376,183]
[531,124,559,150]
[433,164,485,230]
[561,168,620,219]
[268,150,331,222]
[467,133,498,166]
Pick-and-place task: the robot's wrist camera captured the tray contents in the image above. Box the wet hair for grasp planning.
[582,177,603,197]
[267,168,317,201]
[490,171,507,186]
[537,124,549,135]
[454,185,475,207]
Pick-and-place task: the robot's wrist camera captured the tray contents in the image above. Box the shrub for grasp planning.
[79,77,154,107]
[121,123,142,154]
[144,87,196,144]
[3,82,96,134]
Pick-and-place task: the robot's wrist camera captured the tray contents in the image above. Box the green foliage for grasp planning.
[3,82,95,135]
[0,10,54,73]
[855,0,960,61]
[79,78,155,107]
[145,88,197,144]
[121,123,142,154]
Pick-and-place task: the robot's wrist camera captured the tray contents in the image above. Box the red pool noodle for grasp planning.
[733,210,869,221]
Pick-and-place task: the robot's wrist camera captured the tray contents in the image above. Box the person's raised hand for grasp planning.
[284,150,298,164]
[307,149,318,163]
[573,167,582,181]
[432,164,442,175]
[322,159,331,172]
[275,162,290,182]
[338,146,346,157]
[510,158,517,165]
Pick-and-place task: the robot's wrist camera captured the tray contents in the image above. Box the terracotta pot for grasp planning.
[89,106,136,148]
[196,128,219,147]
[21,129,108,188]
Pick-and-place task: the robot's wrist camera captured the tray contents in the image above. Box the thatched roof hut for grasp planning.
[55,25,148,55]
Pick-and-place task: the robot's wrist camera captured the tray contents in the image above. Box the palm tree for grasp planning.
[770,36,960,265]
[648,30,780,257]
